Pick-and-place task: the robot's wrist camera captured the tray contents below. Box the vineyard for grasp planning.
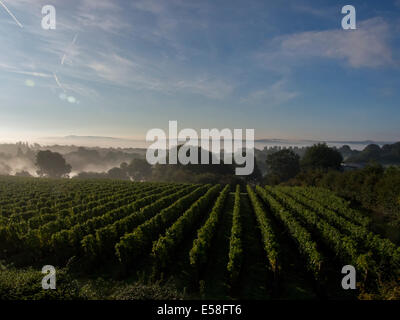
[0,176,399,300]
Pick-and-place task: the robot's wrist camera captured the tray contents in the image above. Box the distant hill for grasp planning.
[37,135,148,148]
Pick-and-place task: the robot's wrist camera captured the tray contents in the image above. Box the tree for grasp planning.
[362,144,381,161]
[265,149,300,184]
[107,167,129,180]
[126,159,152,181]
[301,143,343,171]
[36,150,71,178]
[347,144,382,163]
[244,159,262,183]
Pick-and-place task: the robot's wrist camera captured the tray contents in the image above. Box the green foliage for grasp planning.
[189,185,230,271]
[25,184,161,251]
[227,185,243,284]
[1,176,398,299]
[109,280,184,300]
[247,185,280,274]
[345,142,400,164]
[265,186,378,278]
[84,185,196,259]
[107,167,129,180]
[126,158,152,181]
[291,165,400,225]
[36,150,72,178]
[152,185,222,268]
[301,143,343,171]
[50,185,182,260]
[0,267,82,300]
[115,185,210,265]
[0,179,147,251]
[265,149,300,185]
[293,186,370,226]
[278,186,399,276]
[256,186,323,279]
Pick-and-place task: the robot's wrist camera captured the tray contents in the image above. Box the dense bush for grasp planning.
[287,165,400,225]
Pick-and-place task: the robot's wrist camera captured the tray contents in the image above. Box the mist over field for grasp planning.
[7,135,392,150]
[0,137,399,180]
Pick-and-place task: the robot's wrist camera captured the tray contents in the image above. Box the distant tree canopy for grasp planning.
[362,144,382,160]
[36,150,71,178]
[301,143,343,171]
[126,158,152,181]
[148,145,259,185]
[107,167,129,180]
[346,142,400,164]
[265,149,300,184]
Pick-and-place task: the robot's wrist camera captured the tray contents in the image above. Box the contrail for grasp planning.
[61,33,79,65]
[53,72,65,92]
[14,70,52,78]
[61,55,67,66]
[0,0,23,28]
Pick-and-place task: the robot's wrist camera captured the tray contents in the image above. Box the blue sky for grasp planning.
[0,0,399,142]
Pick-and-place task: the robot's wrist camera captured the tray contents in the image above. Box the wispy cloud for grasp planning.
[0,0,234,100]
[85,52,234,99]
[292,3,334,18]
[259,18,395,70]
[80,0,120,11]
[241,80,299,106]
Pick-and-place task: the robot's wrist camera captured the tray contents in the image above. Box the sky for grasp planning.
[0,0,399,142]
